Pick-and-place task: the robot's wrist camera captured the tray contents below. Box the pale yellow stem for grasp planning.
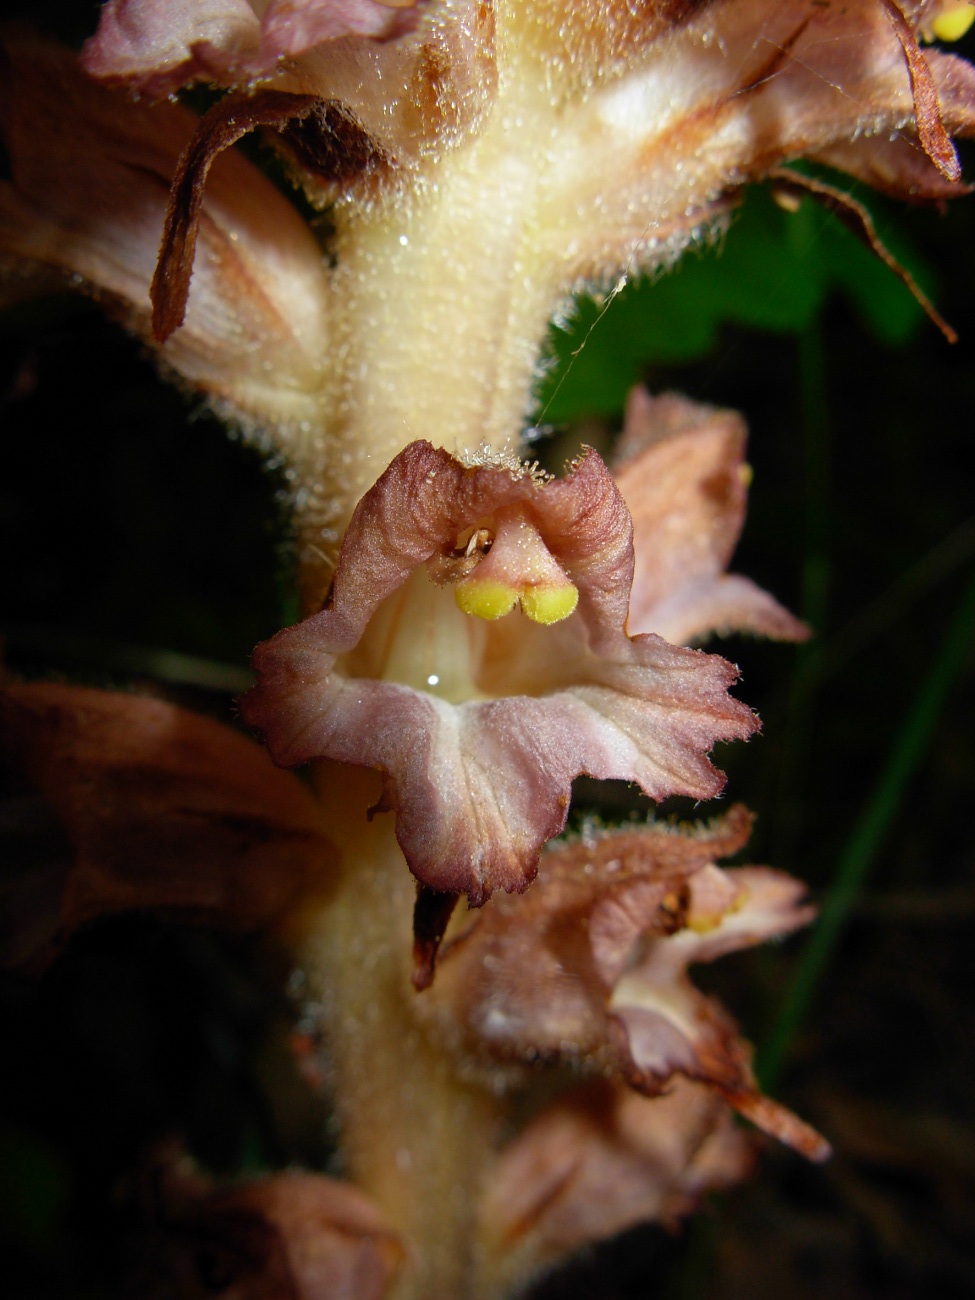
[293,83,572,605]
[296,764,504,1299]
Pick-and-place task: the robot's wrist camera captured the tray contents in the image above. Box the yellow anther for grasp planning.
[520,584,579,625]
[454,579,519,620]
[454,576,579,624]
[931,4,975,41]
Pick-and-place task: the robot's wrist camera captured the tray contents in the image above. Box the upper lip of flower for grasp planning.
[614,388,810,647]
[239,439,760,910]
[80,0,429,98]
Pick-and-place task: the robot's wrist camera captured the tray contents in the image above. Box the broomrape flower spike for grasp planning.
[6,2,975,594]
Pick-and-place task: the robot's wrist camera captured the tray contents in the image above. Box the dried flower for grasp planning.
[127,1144,404,1300]
[421,805,829,1158]
[479,1079,752,1284]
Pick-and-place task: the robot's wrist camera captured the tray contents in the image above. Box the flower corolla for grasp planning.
[240,440,760,908]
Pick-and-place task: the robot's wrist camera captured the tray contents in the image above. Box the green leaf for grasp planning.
[536,185,938,423]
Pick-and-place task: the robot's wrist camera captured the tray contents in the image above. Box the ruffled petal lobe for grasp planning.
[479,1079,751,1284]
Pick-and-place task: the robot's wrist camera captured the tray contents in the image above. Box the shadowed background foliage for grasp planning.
[2,4,974,1297]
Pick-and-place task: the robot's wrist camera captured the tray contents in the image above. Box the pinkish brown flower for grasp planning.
[421,806,829,1159]
[79,0,975,214]
[81,0,493,207]
[479,1079,752,1284]
[240,441,758,907]
[82,0,428,97]
[0,37,330,441]
[64,0,975,370]
[615,388,810,646]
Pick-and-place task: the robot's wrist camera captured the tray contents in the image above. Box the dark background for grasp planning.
[2,4,975,1297]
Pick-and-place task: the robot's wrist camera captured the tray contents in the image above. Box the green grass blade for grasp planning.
[759,566,975,1091]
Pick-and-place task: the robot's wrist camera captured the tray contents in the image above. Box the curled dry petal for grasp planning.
[134,1147,404,1300]
[0,683,335,973]
[0,37,330,439]
[241,441,757,906]
[480,1079,752,1281]
[422,809,829,1159]
[882,0,961,181]
[815,40,975,198]
[149,88,321,343]
[614,388,809,647]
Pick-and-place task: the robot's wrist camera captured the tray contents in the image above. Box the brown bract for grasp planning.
[240,441,758,907]
[615,389,810,646]
[422,807,829,1159]
[0,683,335,973]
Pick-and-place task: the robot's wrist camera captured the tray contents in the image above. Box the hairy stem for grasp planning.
[297,763,504,1299]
